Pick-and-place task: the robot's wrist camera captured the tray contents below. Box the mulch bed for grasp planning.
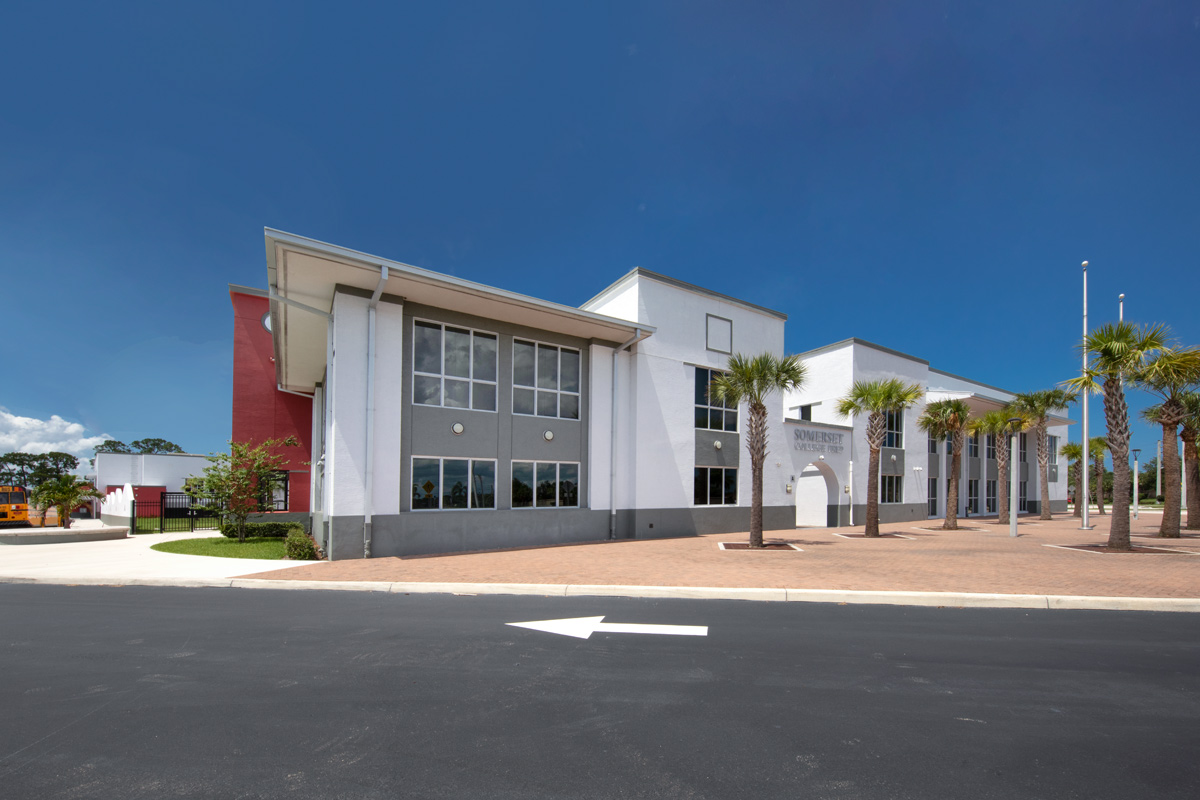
[719,542,800,551]
[1060,544,1197,555]
[914,526,986,532]
[836,533,909,539]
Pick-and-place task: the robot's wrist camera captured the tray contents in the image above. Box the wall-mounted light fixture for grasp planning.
[890,454,897,463]
[544,430,555,441]
[451,422,464,435]
[714,440,722,450]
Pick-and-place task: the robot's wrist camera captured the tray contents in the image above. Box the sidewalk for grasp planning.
[3,514,1197,611]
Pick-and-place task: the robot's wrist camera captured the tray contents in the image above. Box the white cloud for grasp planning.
[0,407,111,458]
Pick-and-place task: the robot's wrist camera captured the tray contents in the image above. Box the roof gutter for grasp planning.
[363,264,389,559]
[609,327,650,539]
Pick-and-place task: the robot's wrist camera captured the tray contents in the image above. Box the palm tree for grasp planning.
[1133,348,1200,538]
[836,378,924,537]
[1179,392,1200,531]
[1060,441,1085,518]
[917,399,973,530]
[1010,389,1076,520]
[30,476,103,530]
[1089,437,1108,515]
[970,411,1024,525]
[1066,323,1170,550]
[709,353,807,548]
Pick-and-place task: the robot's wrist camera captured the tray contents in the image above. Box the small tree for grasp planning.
[131,438,185,454]
[1010,389,1076,520]
[1060,441,1085,518]
[708,353,807,548]
[30,476,103,530]
[917,399,974,530]
[186,437,299,543]
[1089,437,1108,516]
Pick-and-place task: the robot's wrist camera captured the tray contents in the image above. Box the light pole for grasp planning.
[1081,261,1092,530]
[1157,440,1162,500]
[1132,448,1140,521]
[1119,293,1124,322]
[847,460,854,527]
[1009,417,1022,537]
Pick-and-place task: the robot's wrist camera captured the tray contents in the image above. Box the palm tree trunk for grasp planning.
[748,404,767,548]
[997,446,1010,525]
[1072,462,1082,517]
[1093,457,1106,515]
[944,439,961,530]
[1184,431,1200,531]
[1037,426,1052,520]
[1103,377,1131,551]
[1159,423,1181,538]
[866,446,881,537]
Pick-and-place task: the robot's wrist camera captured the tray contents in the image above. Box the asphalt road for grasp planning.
[1,584,1198,799]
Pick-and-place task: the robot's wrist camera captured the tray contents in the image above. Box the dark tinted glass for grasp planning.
[536,463,557,507]
[512,462,534,508]
[412,459,440,510]
[694,469,707,505]
[558,464,578,507]
[513,388,535,415]
[724,469,737,505]
[537,345,558,390]
[471,461,495,509]
[513,341,536,386]
[709,469,722,506]
[444,327,471,378]
[560,350,580,393]
[473,334,497,382]
[414,322,442,374]
[559,393,579,420]
[443,459,469,509]
[473,382,497,412]
[695,368,709,406]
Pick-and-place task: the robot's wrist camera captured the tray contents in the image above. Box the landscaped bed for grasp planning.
[150,537,288,560]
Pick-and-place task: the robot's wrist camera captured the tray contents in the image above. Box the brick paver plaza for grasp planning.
[244,511,1200,599]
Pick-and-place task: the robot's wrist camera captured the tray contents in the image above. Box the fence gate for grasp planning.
[133,493,221,533]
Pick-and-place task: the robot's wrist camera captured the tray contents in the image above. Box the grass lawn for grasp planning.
[133,517,221,534]
[150,537,287,560]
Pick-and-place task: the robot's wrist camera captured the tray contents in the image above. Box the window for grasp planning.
[928,477,938,515]
[986,480,997,513]
[411,458,496,510]
[928,435,938,454]
[1019,433,1028,463]
[695,367,737,432]
[968,435,979,458]
[880,474,903,504]
[694,467,737,505]
[968,479,979,514]
[799,404,812,422]
[945,435,953,455]
[1019,481,1028,512]
[1048,435,1058,462]
[511,461,578,508]
[985,434,996,460]
[513,340,580,420]
[706,314,733,354]
[413,321,498,411]
[270,471,288,511]
[884,410,903,449]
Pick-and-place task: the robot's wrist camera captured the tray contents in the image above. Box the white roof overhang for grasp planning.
[925,391,1074,426]
[264,229,653,393]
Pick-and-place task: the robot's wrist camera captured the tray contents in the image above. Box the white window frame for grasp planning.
[411,320,499,413]
[967,478,979,514]
[1048,435,1058,463]
[928,477,938,516]
[512,339,582,421]
[695,367,738,432]
[967,435,979,458]
[986,479,997,513]
[928,435,938,454]
[985,434,996,460]
[1019,480,1028,512]
[511,461,581,509]
[410,456,498,511]
[884,411,903,449]
[880,474,903,504]
[694,466,738,506]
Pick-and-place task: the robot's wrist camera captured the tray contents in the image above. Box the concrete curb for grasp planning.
[2,574,1198,612]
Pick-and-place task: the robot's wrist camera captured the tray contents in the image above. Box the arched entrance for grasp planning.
[794,459,840,527]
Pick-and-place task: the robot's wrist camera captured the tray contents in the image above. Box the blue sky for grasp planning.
[1,1,1198,467]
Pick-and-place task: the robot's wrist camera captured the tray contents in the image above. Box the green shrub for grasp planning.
[285,529,319,560]
[220,521,304,539]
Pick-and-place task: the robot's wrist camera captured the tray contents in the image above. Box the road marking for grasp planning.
[506,616,708,640]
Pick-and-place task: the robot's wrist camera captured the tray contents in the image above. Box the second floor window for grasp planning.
[986,434,996,460]
[413,321,498,411]
[696,367,737,432]
[968,435,979,458]
[884,410,903,449]
[513,340,580,420]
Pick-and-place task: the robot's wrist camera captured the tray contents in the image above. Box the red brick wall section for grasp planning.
[229,290,313,512]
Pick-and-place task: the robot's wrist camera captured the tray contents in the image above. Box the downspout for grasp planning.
[363,265,389,558]
[609,328,646,540]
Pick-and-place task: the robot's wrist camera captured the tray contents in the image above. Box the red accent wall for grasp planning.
[230,290,312,512]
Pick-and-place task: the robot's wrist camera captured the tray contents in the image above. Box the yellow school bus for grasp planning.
[0,485,30,527]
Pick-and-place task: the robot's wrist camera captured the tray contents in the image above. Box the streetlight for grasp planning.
[1132,448,1140,521]
[1009,417,1022,538]
[1080,262,1092,530]
[1119,293,1124,322]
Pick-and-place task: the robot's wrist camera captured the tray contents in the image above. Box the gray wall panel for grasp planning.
[968,457,981,480]
[927,454,939,478]
[880,448,905,475]
[695,430,740,467]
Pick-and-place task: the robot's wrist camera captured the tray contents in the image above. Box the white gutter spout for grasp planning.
[363,265,389,558]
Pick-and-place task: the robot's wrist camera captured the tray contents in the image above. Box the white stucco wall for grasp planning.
[95,453,214,493]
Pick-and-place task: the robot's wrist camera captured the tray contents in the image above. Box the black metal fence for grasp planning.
[132,492,223,533]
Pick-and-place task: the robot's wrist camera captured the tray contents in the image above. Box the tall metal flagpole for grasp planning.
[1081,261,1092,530]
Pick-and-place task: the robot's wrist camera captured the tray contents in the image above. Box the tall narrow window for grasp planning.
[884,411,903,449]
[513,341,580,420]
[986,480,997,513]
[880,474,903,504]
[928,435,938,454]
[985,434,996,460]
[967,435,979,458]
[695,367,737,432]
[1019,433,1028,463]
[413,321,498,411]
[1019,480,1028,512]
[928,477,938,515]
[968,479,979,514]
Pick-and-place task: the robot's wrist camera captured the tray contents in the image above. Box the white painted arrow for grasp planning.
[506,616,708,640]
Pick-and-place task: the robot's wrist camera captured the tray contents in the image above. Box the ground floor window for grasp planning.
[967,479,979,514]
[694,467,737,506]
[986,480,997,513]
[412,458,496,510]
[512,461,579,509]
[1019,481,1028,512]
[880,474,903,504]
[927,477,938,516]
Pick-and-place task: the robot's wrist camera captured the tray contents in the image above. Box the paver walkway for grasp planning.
[244,512,1200,598]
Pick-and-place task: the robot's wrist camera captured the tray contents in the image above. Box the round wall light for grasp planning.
[543,430,554,441]
[714,440,722,450]
[451,422,465,435]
